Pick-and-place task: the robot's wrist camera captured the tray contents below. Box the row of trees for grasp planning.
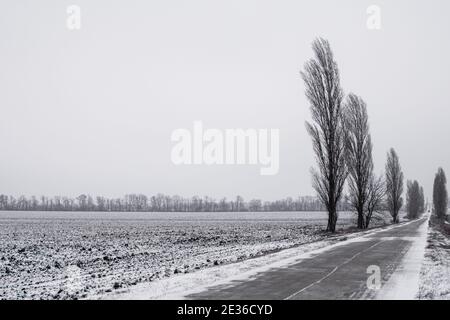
[0,194,351,212]
[302,38,425,232]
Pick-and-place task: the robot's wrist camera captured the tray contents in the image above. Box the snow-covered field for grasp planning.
[0,210,389,300]
[418,219,450,299]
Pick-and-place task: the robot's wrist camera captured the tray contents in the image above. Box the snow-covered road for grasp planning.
[375,215,429,299]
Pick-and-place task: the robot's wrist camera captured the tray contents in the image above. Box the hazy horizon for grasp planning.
[1,0,450,201]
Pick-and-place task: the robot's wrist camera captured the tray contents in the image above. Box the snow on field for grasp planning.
[101,239,336,300]
[105,218,415,300]
[0,211,392,300]
[418,218,450,300]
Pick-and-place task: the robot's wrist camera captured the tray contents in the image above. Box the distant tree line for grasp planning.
[0,194,351,212]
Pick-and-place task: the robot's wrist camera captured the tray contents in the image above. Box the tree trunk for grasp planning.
[327,205,338,232]
[393,207,399,223]
[357,209,364,229]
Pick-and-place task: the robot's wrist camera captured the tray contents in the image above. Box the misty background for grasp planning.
[0,0,449,201]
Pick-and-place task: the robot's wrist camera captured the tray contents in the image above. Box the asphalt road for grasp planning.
[187,217,428,300]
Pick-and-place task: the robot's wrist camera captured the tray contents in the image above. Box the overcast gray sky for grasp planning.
[1,0,449,201]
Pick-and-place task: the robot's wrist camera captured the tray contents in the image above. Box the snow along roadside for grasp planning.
[100,218,421,300]
[375,214,430,300]
[417,218,450,299]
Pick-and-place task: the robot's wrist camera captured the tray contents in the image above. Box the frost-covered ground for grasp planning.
[418,218,450,300]
[0,211,392,300]
[106,222,408,300]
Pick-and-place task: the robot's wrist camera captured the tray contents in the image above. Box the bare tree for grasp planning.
[433,167,448,219]
[301,38,347,232]
[234,196,245,212]
[249,199,262,212]
[344,94,373,229]
[418,186,425,214]
[365,174,385,228]
[406,180,424,219]
[76,194,87,211]
[385,148,404,223]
